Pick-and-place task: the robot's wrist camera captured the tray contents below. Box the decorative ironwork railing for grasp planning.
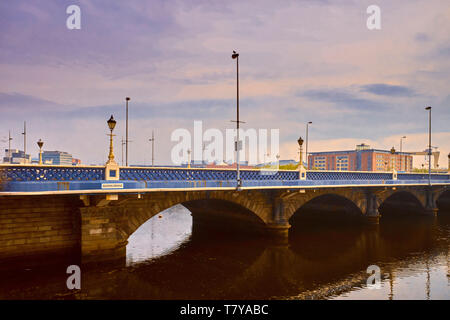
[0,165,448,183]
[0,165,105,182]
[119,168,299,181]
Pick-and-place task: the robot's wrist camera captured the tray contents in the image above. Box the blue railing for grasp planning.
[0,165,105,182]
[0,165,449,193]
[119,168,299,181]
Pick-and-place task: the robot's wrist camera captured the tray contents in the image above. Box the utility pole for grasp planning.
[231,50,245,189]
[425,106,432,186]
[149,130,155,166]
[7,130,13,162]
[125,97,130,166]
[22,121,26,157]
[121,137,125,166]
[306,121,312,169]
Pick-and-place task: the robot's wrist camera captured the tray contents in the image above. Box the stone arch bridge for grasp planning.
[0,164,449,263]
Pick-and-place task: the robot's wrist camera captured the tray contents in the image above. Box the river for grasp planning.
[0,204,448,300]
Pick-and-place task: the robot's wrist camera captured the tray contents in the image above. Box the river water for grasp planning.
[0,205,448,300]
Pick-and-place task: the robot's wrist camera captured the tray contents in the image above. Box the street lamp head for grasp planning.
[390,146,395,154]
[308,121,312,124]
[126,97,130,101]
[37,139,43,149]
[297,137,304,147]
[425,106,431,110]
[232,50,239,59]
[107,115,116,131]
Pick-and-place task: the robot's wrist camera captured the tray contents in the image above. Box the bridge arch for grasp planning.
[115,190,272,244]
[378,190,425,217]
[436,189,450,211]
[286,191,366,227]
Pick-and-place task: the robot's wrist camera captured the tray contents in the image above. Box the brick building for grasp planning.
[308,144,413,172]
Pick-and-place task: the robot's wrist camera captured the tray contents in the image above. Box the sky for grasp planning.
[0,0,449,167]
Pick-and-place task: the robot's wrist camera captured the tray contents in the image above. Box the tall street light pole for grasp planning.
[306,121,312,169]
[232,50,243,188]
[425,106,432,186]
[22,121,26,157]
[400,136,406,171]
[8,130,12,161]
[125,97,130,166]
[400,136,406,152]
[149,130,155,166]
[121,137,125,166]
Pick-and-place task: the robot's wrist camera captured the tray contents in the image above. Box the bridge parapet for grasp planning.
[1,164,450,194]
[2,164,450,183]
[119,167,299,181]
[0,164,105,182]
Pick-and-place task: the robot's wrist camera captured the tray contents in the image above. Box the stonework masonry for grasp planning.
[0,185,448,264]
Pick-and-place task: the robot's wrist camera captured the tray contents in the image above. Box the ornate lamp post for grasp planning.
[297,137,306,180]
[37,139,44,165]
[297,137,304,166]
[187,149,191,168]
[104,115,120,182]
[390,146,396,171]
[448,153,450,174]
[107,115,117,164]
[390,146,398,180]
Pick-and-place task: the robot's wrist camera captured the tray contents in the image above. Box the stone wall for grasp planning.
[0,195,81,261]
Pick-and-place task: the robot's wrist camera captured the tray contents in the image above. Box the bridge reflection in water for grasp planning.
[0,201,449,300]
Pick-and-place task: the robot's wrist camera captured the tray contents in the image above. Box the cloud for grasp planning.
[0,0,449,166]
[360,84,415,97]
[298,88,384,111]
[414,33,431,42]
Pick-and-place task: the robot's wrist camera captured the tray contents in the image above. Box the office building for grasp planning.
[308,143,413,172]
[42,151,73,166]
[3,149,31,164]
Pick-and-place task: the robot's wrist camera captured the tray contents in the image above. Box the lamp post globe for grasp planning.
[37,139,44,165]
[107,115,116,132]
